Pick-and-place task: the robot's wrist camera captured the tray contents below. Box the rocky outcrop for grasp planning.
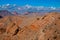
[0,12,60,40]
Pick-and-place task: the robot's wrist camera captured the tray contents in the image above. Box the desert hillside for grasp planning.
[0,12,60,40]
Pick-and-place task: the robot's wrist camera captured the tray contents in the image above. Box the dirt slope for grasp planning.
[0,12,60,40]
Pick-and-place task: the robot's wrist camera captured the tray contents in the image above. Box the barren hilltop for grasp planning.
[0,12,60,40]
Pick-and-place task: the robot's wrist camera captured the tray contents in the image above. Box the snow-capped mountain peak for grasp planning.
[0,4,60,14]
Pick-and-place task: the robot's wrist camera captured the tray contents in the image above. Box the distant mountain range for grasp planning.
[0,4,60,16]
[0,10,13,16]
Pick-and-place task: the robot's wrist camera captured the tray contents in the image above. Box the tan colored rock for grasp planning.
[0,12,60,40]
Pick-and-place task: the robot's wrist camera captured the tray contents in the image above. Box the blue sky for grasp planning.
[0,0,60,7]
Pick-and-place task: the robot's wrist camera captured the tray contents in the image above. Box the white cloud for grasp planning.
[18,7,22,10]
[25,4,32,9]
[50,6,56,10]
[6,4,10,6]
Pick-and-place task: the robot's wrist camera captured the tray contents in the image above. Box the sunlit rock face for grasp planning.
[0,12,60,40]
